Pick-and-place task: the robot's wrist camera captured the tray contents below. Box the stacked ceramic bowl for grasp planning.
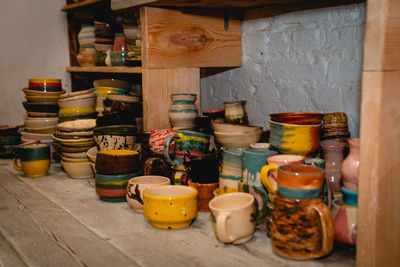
[322,112,350,142]
[212,119,263,148]
[53,119,96,179]
[58,89,97,122]
[0,125,21,158]
[94,21,113,66]
[91,80,130,115]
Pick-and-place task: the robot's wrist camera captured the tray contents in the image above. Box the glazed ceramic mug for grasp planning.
[188,180,219,212]
[12,143,50,178]
[219,174,241,194]
[209,192,256,244]
[164,130,210,171]
[260,154,306,194]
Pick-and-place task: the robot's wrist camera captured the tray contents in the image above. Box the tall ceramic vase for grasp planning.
[168,93,198,130]
[320,140,346,195]
[341,138,359,191]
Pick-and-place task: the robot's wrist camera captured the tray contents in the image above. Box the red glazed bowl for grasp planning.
[270,112,323,125]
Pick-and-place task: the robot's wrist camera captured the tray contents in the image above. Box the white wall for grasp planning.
[201,4,366,137]
[0,0,70,126]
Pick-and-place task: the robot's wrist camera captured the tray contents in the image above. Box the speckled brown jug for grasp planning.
[270,195,334,260]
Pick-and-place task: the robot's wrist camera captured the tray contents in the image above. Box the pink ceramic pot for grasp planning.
[341,138,359,191]
[149,129,177,155]
[331,200,357,245]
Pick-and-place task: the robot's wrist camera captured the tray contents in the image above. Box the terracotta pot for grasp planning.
[341,138,359,191]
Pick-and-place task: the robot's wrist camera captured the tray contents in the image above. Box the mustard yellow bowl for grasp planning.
[59,107,95,117]
[143,185,198,229]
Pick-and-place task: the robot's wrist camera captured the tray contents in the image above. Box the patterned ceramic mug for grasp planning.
[12,143,50,178]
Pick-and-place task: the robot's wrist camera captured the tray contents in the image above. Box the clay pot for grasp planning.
[341,138,359,191]
[168,93,198,130]
[95,150,139,175]
[223,101,248,124]
[320,140,346,194]
[331,199,357,245]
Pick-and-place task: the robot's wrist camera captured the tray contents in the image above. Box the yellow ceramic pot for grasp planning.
[143,185,198,229]
[269,120,321,156]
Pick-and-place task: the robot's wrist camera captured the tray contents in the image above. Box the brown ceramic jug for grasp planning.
[270,195,334,260]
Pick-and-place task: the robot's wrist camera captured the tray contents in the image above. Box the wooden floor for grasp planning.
[0,159,355,266]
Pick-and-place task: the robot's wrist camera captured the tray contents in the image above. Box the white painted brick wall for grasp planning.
[201,3,366,137]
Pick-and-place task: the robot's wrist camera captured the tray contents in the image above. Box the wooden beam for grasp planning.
[357,0,400,264]
[142,68,200,131]
[362,0,400,71]
[140,6,241,68]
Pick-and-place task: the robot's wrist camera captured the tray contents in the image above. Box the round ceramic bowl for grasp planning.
[28,78,62,92]
[59,107,96,117]
[93,79,130,90]
[249,143,271,150]
[143,185,198,229]
[61,155,89,162]
[23,88,66,97]
[59,89,93,99]
[24,117,58,128]
[52,135,95,147]
[105,94,140,104]
[270,112,323,125]
[61,160,94,179]
[269,120,321,156]
[62,151,88,159]
[95,170,142,202]
[23,101,60,114]
[0,125,21,136]
[58,94,96,108]
[20,131,52,142]
[95,149,139,175]
[25,95,60,103]
[56,119,97,132]
[126,175,171,212]
[53,142,95,153]
[211,120,262,133]
[91,87,128,97]
[86,146,98,164]
[93,125,137,150]
[202,109,225,120]
[213,188,221,198]
[53,129,93,139]
[214,129,263,148]
[26,126,55,134]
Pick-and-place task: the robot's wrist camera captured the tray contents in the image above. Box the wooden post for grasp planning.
[357,0,400,266]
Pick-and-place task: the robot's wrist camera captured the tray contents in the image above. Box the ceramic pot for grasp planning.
[168,93,198,130]
[78,24,95,47]
[269,120,321,156]
[271,195,334,260]
[188,180,219,212]
[221,147,245,177]
[93,125,138,150]
[223,101,248,124]
[341,138,359,191]
[331,199,357,245]
[320,140,346,194]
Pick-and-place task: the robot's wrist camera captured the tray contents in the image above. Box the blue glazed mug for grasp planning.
[164,130,210,171]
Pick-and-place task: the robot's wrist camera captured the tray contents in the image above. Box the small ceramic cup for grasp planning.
[221,147,245,177]
[209,192,256,244]
[12,143,50,178]
[143,185,198,229]
[188,180,219,212]
[219,174,241,194]
[126,175,171,212]
[260,154,305,194]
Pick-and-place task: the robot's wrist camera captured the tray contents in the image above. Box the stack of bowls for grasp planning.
[95,149,141,202]
[269,112,323,156]
[21,79,64,160]
[322,112,350,142]
[94,21,113,66]
[0,125,22,158]
[53,119,97,178]
[212,119,263,148]
[58,89,97,122]
[91,85,129,115]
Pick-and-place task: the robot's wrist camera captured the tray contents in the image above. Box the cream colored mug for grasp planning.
[208,192,255,244]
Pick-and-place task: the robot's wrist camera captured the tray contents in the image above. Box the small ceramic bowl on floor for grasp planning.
[61,160,94,179]
[95,149,139,175]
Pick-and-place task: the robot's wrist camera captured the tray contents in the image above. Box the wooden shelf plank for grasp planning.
[62,0,105,11]
[111,0,364,11]
[66,66,142,73]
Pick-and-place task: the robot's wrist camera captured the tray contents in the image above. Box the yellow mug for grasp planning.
[12,143,50,178]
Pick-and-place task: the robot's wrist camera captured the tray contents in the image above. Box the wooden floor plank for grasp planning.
[0,163,139,267]
[0,230,28,267]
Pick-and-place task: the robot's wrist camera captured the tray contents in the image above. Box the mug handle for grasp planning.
[163,135,177,166]
[12,158,22,171]
[216,212,234,243]
[260,163,278,193]
[309,201,334,257]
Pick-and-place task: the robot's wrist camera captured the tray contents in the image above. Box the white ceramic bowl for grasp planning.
[211,120,262,133]
[24,117,58,128]
[214,130,263,148]
[61,160,94,179]
[56,119,97,132]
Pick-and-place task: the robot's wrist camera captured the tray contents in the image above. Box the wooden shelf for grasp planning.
[62,0,105,11]
[66,66,142,73]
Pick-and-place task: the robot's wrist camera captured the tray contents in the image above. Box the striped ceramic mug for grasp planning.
[12,143,50,178]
